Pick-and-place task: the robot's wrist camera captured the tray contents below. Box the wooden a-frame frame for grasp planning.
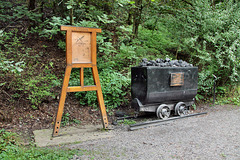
[52,25,109,137]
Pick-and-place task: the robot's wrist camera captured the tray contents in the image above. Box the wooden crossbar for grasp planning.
[67,86,97,92]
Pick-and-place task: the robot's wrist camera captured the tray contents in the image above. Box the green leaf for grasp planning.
[129,1,135,4]
[67,5,72,9]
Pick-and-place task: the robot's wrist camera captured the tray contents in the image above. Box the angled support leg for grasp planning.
[92,66,109,129]
[52,66,72,137]
[80,67,84,87]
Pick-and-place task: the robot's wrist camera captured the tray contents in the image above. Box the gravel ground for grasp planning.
[66,105,240,160]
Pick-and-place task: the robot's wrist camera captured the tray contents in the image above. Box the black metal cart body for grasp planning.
[131,66,198,118]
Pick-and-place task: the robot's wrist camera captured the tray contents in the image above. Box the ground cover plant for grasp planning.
[0,129,79,159]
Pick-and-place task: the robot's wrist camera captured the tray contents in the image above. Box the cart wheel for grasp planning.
[175,102,188,116]
[156,104,171,119]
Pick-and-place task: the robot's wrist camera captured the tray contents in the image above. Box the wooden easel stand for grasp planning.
[52,26,109,137]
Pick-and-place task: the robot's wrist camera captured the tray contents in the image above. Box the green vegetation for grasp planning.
[215,86,240,106]
[0,129,79,159]
[61,112,81,126]
[172,1,240,100]
[0,0,240,157]
[119,119,137,125]
[0,27,61,109]
[70,68,130,111]
[1,0,239,110]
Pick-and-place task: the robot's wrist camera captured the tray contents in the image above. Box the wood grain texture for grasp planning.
[67,86,97,92]
[52,66,72,137]
[61,25,101,33]
[92,66,109,129]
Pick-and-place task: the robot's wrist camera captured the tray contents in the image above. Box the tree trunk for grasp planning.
[27,0,36,29]
[41,1,44,22]
[70,8,74,25]
[211,0,215,7]
[127,13,132,25]
[28,0,35,11]
[132,0,143,39]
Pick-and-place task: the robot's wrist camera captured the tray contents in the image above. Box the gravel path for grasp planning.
[66,105,240,160]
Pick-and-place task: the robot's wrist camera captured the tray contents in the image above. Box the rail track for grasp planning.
[128,112,208,131]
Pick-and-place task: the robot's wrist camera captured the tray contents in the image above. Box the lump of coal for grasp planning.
[165,58,171,62]
[149,60,157,66]
[156,58,163,63]
[139,58,148,66]
[138,58,194,67]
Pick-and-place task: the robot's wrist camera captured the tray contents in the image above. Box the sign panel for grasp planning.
[170,72,184,86]
[72,32,91,63]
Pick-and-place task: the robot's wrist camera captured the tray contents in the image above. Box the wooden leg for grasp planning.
[80,67,84,87]
[92,66,109,129]
[52,66,72,137]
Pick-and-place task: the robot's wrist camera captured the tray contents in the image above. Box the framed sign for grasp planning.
[52,26,109,137]
[170,72,184,86]
[72,32,91,63]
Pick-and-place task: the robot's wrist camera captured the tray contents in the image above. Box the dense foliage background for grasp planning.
[1,0,240,112]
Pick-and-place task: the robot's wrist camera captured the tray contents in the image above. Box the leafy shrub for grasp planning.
[215,85,240,106]
[98,43,137,71]
[0,60,24,75]
[22,68,61,109]
[70,69,130,111]
[197,69,215,98]
[0,29,61,108]
[0,2,42,33]
[166,1,240,97]
[39,16,68,39]
[5,64,61,109]
[0,1,13,23]
[99,70,130,111]
[137,25,177,55]
[0,129,18,154]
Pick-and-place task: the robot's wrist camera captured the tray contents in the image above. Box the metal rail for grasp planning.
[129,112,208,131]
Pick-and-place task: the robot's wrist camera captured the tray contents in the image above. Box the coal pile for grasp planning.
[139,58,193,67]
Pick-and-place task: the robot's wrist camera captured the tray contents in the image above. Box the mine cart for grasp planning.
[131,59,198,119]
